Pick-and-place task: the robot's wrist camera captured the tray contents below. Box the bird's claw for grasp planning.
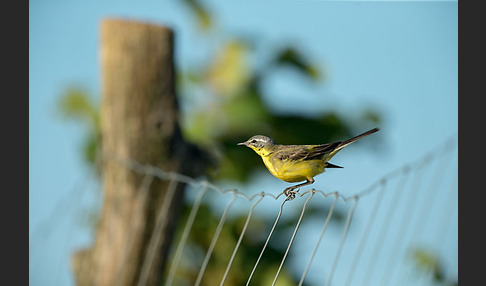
[284,187,299,201]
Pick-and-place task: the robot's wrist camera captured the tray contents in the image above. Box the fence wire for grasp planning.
[29,135,458,286]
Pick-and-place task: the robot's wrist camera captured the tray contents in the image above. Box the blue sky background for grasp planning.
[29,1,458,285]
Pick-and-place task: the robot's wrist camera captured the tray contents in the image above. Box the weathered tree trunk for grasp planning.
[72,18,208,286]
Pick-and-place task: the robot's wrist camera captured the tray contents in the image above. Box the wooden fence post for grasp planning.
[72,18,208,286]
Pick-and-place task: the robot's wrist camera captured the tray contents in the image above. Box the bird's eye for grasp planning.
[251,140,257,144]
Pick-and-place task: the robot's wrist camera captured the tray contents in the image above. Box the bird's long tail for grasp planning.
[337,127,380,150]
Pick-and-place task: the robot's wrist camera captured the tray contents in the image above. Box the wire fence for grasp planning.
[29,135,458,286]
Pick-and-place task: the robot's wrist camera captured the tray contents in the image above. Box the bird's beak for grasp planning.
[237,141,248,146]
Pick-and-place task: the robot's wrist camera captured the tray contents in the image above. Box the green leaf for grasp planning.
[273,47,321,80]
[58,87,99,127]
[179,0,213,31]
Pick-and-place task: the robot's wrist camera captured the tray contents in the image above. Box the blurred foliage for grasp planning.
[176,23,381,183]
[273,47,322,80]
[410,248,458,286]
[180,0,213,31]
[58,87,100,170]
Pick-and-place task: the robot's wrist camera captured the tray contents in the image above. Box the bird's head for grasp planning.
[237,135,276,155]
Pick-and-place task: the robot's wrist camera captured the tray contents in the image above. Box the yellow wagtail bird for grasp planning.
[238,127,380,200]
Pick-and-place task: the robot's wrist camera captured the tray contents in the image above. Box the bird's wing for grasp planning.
[276,142,342,161]
[302,142,342,160]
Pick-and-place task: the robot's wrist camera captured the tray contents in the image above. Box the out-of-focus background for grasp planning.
[29,0,458,285]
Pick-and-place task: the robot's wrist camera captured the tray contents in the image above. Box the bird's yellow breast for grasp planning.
[260,152,326,183]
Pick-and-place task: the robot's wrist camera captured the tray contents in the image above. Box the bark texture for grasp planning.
[72,18,208,286]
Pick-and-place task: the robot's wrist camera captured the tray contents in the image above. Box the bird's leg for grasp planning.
[284,178,315,200]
